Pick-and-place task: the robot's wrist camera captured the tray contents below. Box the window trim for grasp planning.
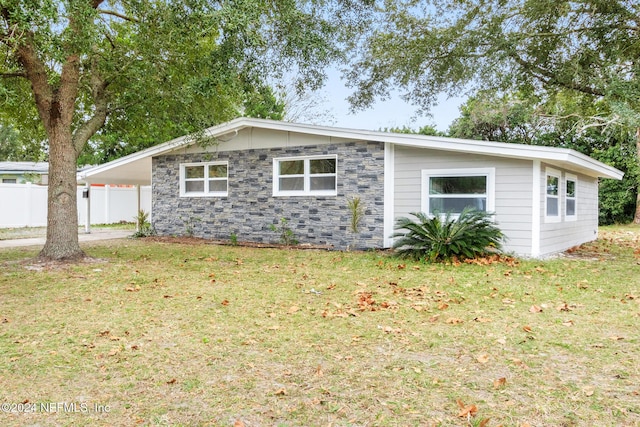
[544,167,561,223]
[273,155,338,197]
[179,161,229,197]
[565,173,577,221]
[421,168,495,216]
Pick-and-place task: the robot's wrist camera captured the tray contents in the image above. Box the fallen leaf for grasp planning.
[479,419,491,427]
[446,317,464,324]
[221,299,229,306]
[288,306,300,314]
[529,305,543,313]
[315,365,323,377]
[562,320,574,327]
[274,388,287,396]
[166,378,176,384]
[493,377,507,389]
[233,420,246,427]
[609,335,624,341]
[522,325,533,333]
[456,399,478,417]
[476,353,490,364]
[438,302,449,310]
[473,317,492,323]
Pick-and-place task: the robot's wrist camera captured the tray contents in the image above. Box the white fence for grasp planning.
[0,183,151,228]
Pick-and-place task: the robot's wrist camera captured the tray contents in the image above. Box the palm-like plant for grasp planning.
[391,208,505,262]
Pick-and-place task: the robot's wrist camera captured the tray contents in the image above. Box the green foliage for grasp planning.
[347,196,365,233]
[269,218,298,246]
[348,1,639,120]
[131,210,155,238]
[0,124,43,162]
[230,233,238,246]
[447,92,543,144]
[382,125,445,137]
[391,209,505,262]
[1,0,372,165]
[183,216,201,237]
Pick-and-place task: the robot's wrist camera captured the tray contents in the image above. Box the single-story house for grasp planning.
[78,117,623,257]
[0,161,49,184]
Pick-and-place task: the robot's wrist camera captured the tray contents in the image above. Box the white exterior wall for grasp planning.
[538,163,599,256]
[0,184,151,228]
[393,146,535,256]
[181,127,354,153]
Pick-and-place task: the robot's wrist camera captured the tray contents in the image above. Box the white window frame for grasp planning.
[545,167,561,223]
[421,168,495,217]
[179,161,229,197]
[273,155,338,196]
[565,173,577,221]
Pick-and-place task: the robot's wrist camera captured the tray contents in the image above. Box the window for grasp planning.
[2,178,17,184]
[180,162,228,197]
[565,174,577,221]
[273,156,337,196]
[421,168,495,215]
[545,168,561,222]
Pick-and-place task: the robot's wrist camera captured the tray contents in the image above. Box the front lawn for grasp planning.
[0,226,638,426]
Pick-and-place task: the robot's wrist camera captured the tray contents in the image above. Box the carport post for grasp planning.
[84,183,91,234]
[136,184,141,232]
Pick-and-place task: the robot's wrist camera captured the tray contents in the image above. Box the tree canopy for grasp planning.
[0,0,372,259]
[348,0,639,123]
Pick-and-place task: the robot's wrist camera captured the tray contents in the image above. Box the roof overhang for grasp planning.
[77,117,624,185]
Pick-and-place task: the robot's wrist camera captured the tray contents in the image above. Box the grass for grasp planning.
[0,225,639,426]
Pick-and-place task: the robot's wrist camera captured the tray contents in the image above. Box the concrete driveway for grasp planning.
[0,229,132,248]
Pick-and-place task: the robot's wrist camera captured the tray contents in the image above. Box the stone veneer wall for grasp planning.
[152,141,385,249]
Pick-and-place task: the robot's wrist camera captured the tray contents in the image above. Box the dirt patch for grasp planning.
[140,235,335,250]
[8,256,110,272]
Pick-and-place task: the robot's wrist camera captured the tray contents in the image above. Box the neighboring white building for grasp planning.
[0,161,49,184]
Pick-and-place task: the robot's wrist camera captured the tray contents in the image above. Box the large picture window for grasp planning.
[421,168,495,215]
[273,156,337,196]
[180,162,228,197]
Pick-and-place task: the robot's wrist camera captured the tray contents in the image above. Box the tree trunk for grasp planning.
[635,127,640,224]
[39,128,85,261]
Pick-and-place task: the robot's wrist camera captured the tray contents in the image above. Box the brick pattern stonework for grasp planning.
[152,141,385,249]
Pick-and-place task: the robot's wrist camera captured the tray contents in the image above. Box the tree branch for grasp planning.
[509,52,605,97]
[72,59,109,153]
[15,38,54,129]
[97,9,139,23]
[0,72,27,78]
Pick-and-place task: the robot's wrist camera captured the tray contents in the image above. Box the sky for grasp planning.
[315,68,467,133]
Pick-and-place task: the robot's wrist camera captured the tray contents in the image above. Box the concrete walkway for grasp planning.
[0,229,132,248]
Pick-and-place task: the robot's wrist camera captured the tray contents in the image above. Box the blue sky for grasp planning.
[320,69,466,133]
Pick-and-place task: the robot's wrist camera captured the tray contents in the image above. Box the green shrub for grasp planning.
[131,210,155,238]
[391,208,505,262]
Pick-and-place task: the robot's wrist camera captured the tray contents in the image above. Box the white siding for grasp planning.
[538,163,598,256]
[393,146,534,256]
[183,127,355,153]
